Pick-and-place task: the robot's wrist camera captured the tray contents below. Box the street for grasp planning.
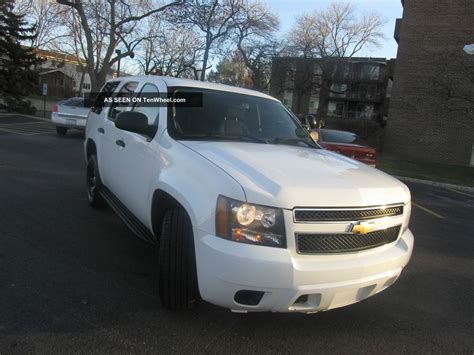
[0,115,473,353]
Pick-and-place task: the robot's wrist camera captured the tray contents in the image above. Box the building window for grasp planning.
[360,64,380,80]
[327,101,345,117]
[386,79,393,98]
[361,104,374,119]
[308,95,319,114]
[367,84,377,99]
[313,64,322,76]
[329,83,347,98]
[56,78,64,86]
[82,83,91,90]
[282,90,293,110]
[284,62,296,88]
[354,103,374,119]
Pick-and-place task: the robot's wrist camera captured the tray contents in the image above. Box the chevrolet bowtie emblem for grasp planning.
[350,221,375,234]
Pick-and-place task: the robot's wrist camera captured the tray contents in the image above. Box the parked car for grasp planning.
[51,97,92,135]
[316,128,377,166]
[84,76,413,313]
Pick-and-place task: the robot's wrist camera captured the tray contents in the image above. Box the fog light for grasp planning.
[295,295,309,304]
[234,290,264,306]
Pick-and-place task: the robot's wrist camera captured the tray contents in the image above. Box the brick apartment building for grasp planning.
[269,57,394,148]
[385,0,473,166]
[269,57,394,122]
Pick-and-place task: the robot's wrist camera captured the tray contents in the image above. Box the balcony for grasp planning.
[329,91,383,102]
[327,110,379,120]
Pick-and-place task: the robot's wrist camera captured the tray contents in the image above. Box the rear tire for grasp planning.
[159,209,199,310]
[56,126,67,136]
[86,155,105,208]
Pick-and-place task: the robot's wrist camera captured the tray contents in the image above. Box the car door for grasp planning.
[104,81,165,226]
[99,81,139,193]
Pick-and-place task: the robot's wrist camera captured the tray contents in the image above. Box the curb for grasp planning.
[395,175,474,193]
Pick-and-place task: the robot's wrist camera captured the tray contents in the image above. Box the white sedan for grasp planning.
[51,97,91,135]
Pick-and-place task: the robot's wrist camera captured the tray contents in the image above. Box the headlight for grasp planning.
[216,196,286,248]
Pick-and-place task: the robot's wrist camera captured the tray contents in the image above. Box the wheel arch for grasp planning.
[151,189,191,242]
[86,138,97,160]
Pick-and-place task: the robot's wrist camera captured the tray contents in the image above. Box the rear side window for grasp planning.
[108,81,139,121]
[63,98,94,108]
[63,98,83,106]
[91,81,120,114]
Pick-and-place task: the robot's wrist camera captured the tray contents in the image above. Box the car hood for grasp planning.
[180,141,410,208]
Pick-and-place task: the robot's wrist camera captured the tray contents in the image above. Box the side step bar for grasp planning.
[101,187,157,245]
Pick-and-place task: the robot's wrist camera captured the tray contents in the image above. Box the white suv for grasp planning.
[84,76,413,313]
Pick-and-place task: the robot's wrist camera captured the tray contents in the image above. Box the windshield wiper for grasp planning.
[271,137,317,148]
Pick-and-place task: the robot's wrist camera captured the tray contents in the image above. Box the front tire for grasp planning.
[56,126,67,136]
[159,209,199,310]
[86,155,105,208]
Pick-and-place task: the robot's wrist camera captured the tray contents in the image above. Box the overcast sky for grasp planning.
[268,0,404,59]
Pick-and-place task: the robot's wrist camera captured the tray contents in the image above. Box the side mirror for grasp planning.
[115,111,156,137]
[310,131,319,142]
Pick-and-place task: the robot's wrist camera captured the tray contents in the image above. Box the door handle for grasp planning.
[115,139,125,148]
[98,127,105,134]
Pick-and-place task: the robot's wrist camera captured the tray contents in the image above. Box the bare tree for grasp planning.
[15,0,67,49]
[287,14,319,59]
[55,0,183,91]
[208,50,249,86]
[235,1,279,91]
[279,1,386,114]
[168,0,245,81]
[287,1,385,58]
[135,16,205,78]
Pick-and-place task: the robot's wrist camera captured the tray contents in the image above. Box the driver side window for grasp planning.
[132,83,160,127]
[108,81,138,121]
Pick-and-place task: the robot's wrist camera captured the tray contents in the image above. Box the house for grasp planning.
[30,47,124,98]
[37,68,75,97]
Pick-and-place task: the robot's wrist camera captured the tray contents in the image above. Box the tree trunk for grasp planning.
[77,70,85,96]
[200,42,211,81]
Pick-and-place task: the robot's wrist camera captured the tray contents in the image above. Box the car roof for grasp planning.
[114,75,280,102]
[320,128,357,135]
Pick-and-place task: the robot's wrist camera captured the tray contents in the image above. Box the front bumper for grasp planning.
[195,228,413,313]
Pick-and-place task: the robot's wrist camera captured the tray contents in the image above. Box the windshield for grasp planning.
[320,130,368,146]
[167,87,318,148]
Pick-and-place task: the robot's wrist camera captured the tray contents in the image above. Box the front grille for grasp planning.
[294,205,403,222]
[296,225,401,254]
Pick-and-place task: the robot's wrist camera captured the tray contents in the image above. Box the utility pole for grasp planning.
[115,49,122,77]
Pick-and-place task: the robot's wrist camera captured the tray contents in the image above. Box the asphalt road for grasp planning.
[0,115,473,354]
